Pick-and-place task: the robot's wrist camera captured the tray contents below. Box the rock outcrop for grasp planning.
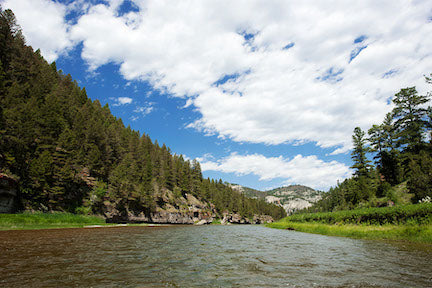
[103,189,214,224]
[231,183,322,215]
[221,213,273,224]
[104,190,274,225]
[0,173,18,213]
[266,185,322,214]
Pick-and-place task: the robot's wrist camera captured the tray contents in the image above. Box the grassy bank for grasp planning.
[0,212,106,230]
[267,204,432,243]
[210,218,222,225]
[287,203,432,225]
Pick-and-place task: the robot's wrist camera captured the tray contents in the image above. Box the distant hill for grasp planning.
[266,185,322,214]
[229,184,322,215]
[227,183,268,199]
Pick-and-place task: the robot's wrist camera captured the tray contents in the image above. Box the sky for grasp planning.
[2,0,432,191]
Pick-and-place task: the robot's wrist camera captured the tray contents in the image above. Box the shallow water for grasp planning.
[1,225,431,287]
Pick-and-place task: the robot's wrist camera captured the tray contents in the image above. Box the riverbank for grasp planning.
[267,221,432,243]
[267,204,432,243]
[0,212,108,230]
[0,213,188,230]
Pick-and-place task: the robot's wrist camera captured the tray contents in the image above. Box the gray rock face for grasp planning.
[230,183,322,215]
[103,189,214,224]
[282,198,316,214]
[0,174,18,213]
[253,214,274,224]
[150,211,195,224]
[103,188,275,225]
[265,185,322,214]
[195,219,212,225]
[221,213,273,224]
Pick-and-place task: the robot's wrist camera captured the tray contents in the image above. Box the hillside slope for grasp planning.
[227,183,268,199]
[266,185,322,214]
[0,8,286,223]
[230,184,322,215]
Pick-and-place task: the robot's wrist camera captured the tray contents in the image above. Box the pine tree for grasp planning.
[351,127,372,177]
[0,7,286,220]
[407,151,432,203]
[351,127,374,201]
[392,87,429,153]
[368,124,385,167]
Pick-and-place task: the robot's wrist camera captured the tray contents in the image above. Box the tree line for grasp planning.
[0,8,286,220]
[308,75,432,212]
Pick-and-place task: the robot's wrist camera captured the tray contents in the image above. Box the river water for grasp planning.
[1,225,431,287]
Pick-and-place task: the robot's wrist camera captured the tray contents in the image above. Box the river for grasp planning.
[1,225,431,287]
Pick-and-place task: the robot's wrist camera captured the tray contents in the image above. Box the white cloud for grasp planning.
[113,96,133,106]
[68,0,432,153]
[2,0,73,62]
[6,0,432,154]
[198,152,351,190]
[134,102,154,115]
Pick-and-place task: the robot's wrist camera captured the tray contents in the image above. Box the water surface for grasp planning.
[1,225,431,287]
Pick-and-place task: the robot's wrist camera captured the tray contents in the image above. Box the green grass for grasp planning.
[0,212,106,230]
[267,203,432,243]
[287,203,432,225]
[267,221,432,243]
[210,218,221,224]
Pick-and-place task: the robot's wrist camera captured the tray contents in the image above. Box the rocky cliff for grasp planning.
[221,213,273,224]
[103,188,215,224]
[230,184,322,215]
[266,185,322,214]
[102,187,275,224]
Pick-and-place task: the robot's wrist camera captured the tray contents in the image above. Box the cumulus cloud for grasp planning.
[5,0,432,154]
[198,153,351,190]
[2,0,73,62]
[69,0,432,153]
[113,96,133,106]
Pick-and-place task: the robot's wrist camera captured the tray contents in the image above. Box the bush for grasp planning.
[287,203,432,225]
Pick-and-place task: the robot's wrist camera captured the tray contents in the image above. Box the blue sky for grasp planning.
[3,0,432,191]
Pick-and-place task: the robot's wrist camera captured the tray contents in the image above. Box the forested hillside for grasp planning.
[0,9,285,221]
[228,183,268,199]
[307,75,432,212]
[230,183,321,214]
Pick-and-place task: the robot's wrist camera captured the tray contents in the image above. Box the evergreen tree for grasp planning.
[0,7,288,220]
[351,127,372,177]
[368,124,385,167]
[392,87,429,153]
[407,151,432,203]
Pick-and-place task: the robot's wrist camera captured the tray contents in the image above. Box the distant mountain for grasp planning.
[265,185,322,214]
[229,184,322,215]
[227,183,268,199]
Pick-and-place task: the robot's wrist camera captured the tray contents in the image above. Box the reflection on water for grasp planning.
[1,225,431,287]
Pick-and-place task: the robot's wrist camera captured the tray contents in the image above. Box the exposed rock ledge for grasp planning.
[221,213,273,225]
[126,211,213,225]
[103,188,273,225]
[103,189,214,224]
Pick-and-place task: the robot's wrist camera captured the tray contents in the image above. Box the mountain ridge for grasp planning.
[228,183,323,214]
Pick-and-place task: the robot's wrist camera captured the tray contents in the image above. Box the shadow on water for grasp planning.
[1,225,431,287]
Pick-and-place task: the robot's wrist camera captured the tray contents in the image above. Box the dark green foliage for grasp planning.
[351,127,372,177]
[379,150,402,186]
[392,87,429,153]
[407,151,432,203]
[288,203,432,225]
[309,78,432,212]
[0,8,284,220]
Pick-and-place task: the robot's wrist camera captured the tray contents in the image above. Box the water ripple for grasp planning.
[0,225,431,287]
